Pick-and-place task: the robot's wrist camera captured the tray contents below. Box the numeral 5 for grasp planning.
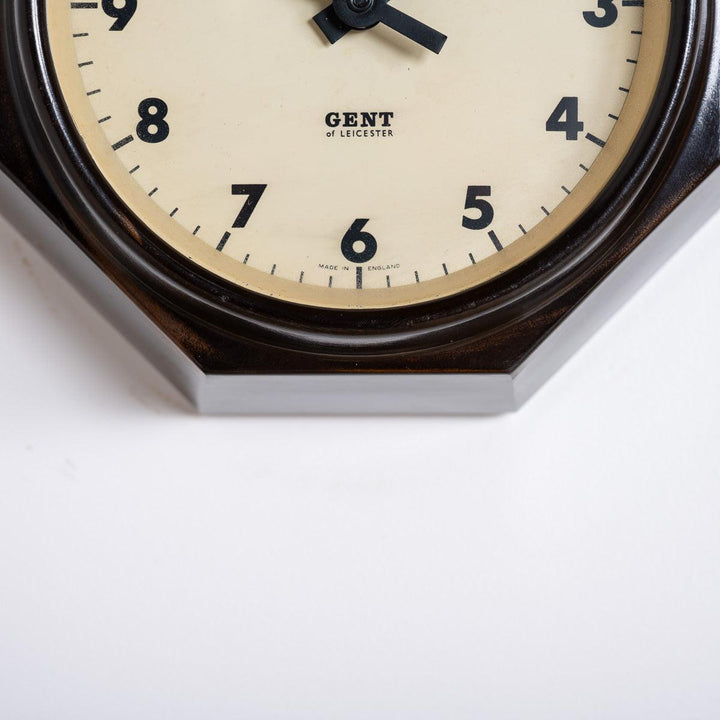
[463,186,494,230]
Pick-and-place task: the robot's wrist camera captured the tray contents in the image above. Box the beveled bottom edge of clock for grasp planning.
[0,167,519,415]
[195,374,518,416]
[3,163,720,416]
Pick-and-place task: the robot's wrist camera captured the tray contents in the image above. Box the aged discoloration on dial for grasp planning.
[48,1,670,308]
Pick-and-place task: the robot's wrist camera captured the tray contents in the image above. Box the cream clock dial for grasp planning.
[47,0,669,309]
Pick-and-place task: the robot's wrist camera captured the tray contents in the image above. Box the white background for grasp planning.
[0,208,719,719]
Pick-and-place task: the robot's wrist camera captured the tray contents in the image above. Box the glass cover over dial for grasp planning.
[47,0,671,308]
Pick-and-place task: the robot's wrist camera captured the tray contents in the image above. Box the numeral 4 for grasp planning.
[546,97,584,141]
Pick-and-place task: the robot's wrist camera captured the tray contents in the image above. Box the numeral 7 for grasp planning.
[231,185,268,228]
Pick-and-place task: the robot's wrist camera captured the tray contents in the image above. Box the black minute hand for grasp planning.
[377,4,447,55]
[313,1,447,55]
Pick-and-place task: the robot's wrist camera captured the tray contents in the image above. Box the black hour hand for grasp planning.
[313,5,352,45]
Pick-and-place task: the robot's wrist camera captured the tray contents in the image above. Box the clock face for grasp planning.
[46,0,670,309]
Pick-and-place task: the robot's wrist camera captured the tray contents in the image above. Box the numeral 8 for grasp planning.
[137,98,170,144]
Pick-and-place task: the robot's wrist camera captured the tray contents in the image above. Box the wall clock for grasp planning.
[0,0,718,413]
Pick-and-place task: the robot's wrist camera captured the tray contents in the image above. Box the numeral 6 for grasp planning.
[342,220,378,264]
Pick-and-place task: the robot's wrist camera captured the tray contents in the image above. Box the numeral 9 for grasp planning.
[102,0,138,32]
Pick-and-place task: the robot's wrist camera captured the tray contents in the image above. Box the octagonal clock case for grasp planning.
[0,0,718,413]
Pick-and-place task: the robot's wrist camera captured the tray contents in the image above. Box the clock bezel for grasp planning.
[3,0,703,356]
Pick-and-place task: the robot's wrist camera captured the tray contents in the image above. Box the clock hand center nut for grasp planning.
[349,0,374,12]
[332,0,384,29]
